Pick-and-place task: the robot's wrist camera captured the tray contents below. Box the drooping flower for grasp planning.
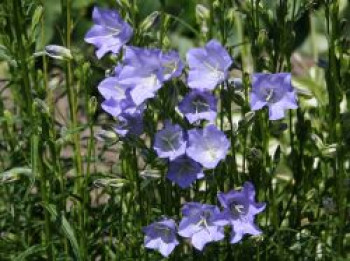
[178,90,217,123]
[186,125,230,169]
[167,156,204,188]
[250,73,298,120]
[84,7,133,59]
[187,39,232,90]
[154,121,187,161]
[214,182,266,244]
[114,110,144,137]
[178,202,224,251]
[143,218,179,257]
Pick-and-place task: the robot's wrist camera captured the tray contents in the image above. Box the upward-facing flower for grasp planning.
[178,202,224,251]
[85,7,133,59]
[214,182,266,244]
[119,47,163,105]
[178,90,217,124]
[187,39,232,90]
[154,121,187,161]
[250,73,298,120]
[186,125,230,169]
[143,218,179,257]
[119,47,183,105]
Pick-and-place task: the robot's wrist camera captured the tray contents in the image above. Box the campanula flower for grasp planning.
[178,90,217,123]
[167,156,204,188]
[250,73,298,120]
[154,121,187,161]
[85,7,133,59]
[214,182,266,244]
[161,50,184,81]
[178,202,224,251]
[143,218,179,257]
[114,110,144,137]
[119,47,183,105]
[186,125,230,169]
[187,39,232,90]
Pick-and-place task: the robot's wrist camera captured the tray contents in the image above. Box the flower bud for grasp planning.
[95,129,117,143]
[140,11,160,31]
[43,45,73,60]
[196,4,210,20]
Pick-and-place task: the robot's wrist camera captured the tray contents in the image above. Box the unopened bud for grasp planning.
[88,96,98,116]
[95,129,117,143]
[41,45,73,60]
[140,11,160,31]
[196,4,210,20]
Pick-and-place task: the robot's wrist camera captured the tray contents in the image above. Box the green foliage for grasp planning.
[0,0,349,260]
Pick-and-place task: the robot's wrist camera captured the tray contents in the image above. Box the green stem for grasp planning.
[61,0,85,258]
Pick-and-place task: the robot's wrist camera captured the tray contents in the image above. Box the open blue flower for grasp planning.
[84,7,133,59]
[167,156,204,188]
[250,73,298,120]
[178,90,217,123]
[119,47,183,105]
[154,121,187,161]
[187,39,232,90]
[214,182,266,244]
[161,50,184,81]
[178,202,224,251]
[114,110,144,137]
[186,125,230,169]
[143,218,179,257]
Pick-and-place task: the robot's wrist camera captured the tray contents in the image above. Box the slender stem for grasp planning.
[61,0,85,258]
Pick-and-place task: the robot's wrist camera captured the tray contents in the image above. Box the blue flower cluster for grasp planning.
[85,6,296,257]
[143,182,266,257]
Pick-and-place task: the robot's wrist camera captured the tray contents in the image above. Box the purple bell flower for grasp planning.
[119,47,164,105]
[84,7,133,59]
[114,110,144,137]
[161,50,184,81]
[186,125,230,169]
[153,121,187,161]
[167,156,204,188]
[250,73,298,120]
[143,218,179,257]
[178,202,225,251]
[119,47,183,105]
[214,182,266,244]
[187,39,232,90]
[178,90,217,123]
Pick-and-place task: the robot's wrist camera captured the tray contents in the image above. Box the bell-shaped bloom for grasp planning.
[187,39,232,90]
[85,7,133,59]
[161,50,184,81]
[143,218,179,257]
[178,90,217,123]
[214,182,266,244]
[250,73,298,120]
[114,110,144,137]
[167,156,204,188]
[119,47,183,105]
[186,125,230,169]
[178,202,224,251]
[154,121,187,161]
[119,47,164,105]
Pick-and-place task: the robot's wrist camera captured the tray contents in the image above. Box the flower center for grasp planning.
[192,98,210,114]
[161,132,181,152]
[229,201,247,217]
